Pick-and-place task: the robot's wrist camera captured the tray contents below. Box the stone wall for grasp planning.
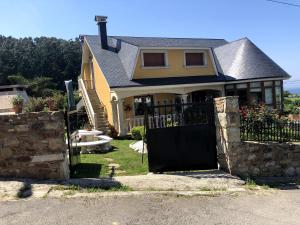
[214,96,300,177]
[0,112,69,179]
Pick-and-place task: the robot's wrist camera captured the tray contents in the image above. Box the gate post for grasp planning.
[214,96,241,173]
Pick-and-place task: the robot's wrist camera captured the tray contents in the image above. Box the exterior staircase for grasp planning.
[86,89,109,133]
[78,78,110,134]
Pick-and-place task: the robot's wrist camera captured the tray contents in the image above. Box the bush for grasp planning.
[24,97,46,112]
[131,126,145,140]
[52,93,65,110]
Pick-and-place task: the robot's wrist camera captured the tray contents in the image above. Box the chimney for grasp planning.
[95,15,108,50]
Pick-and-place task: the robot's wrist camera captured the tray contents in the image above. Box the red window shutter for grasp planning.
[143,53,165,67]
[185,53,204,66]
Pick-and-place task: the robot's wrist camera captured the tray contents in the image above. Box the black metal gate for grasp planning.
[144,100,217,172]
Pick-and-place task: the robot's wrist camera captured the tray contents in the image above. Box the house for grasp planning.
[0,85,28,114]
[78,16,290,136]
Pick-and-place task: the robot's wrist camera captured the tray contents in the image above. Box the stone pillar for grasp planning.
[214,96,241,174]
[116,99,126,136]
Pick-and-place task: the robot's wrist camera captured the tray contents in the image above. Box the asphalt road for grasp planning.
[0,190,299,225]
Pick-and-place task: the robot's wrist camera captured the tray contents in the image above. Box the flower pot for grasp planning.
[13,103,23,114]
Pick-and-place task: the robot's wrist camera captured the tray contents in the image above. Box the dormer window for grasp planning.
[184,51,207,67]
[142,51,168,68]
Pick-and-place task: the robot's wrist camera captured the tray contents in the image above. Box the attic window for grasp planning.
[142,52,167,67]
[184,51,206,67]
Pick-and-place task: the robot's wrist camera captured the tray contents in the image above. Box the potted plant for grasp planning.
[11,95,24,114]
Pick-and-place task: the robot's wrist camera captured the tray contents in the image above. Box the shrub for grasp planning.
[24,97,46,112]
[131,126,145,140]
[52,93,65,110]
[11,95,24,105]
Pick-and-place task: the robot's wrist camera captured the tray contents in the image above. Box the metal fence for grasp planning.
[240,118,300,142]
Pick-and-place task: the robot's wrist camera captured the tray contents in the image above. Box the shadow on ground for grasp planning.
[254,177,300,190]
[72,163,103,178]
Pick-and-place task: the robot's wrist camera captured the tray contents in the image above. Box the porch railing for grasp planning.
[125,114,181,133]
[78,78,97,128]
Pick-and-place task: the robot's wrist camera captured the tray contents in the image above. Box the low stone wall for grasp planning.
[227,141,300,177]
[0,112,69,179]
[214,96,300,177]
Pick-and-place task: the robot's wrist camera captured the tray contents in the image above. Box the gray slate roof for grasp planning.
[84,35,290,88]
[112,36,228,48]
[213,38,290,80]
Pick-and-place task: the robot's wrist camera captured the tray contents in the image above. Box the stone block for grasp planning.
[214,100,225,113]
[48,138,65,151]
[263,152,273,159]
[15,124,29,132]
[44,122,60,130]
[31,153,64,163]
[0,147,13,160]
[296,167,300,176]
[284,167,296,177]
[248,154,256,161]
[222,127,241,143]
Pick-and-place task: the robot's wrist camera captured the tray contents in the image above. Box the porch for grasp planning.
[121,90,221,134]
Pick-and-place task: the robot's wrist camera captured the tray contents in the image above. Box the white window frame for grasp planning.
[183,50,207,68]
[141,50,169,69]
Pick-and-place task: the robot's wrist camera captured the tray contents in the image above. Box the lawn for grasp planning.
[72,139,148,178]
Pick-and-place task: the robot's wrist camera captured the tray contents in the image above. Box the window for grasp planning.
[185,52,206,66]
[250,88,263,105]
[275,86,282,109]
[142,52,166,67]
[265,88,273,105]
[134,95,153,116]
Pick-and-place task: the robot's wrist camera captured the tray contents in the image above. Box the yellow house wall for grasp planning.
[133,49,216,79]
[82,63,90,80]
[92,58,114,125]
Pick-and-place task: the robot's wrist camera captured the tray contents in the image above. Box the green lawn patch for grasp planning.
[72,139,148,178]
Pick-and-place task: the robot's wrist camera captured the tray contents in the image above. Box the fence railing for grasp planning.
[241,118,300,142]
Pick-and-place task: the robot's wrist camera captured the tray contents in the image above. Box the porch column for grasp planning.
[111,100,118,129]
[181,94,189,103]
[116,99,126,136]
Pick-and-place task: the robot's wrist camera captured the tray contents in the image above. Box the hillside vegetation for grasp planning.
[0,35,81,92]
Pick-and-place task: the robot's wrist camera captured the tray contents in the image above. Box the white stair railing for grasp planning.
[78,78,98,129]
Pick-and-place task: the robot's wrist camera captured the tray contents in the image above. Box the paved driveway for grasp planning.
[0,189,299,225]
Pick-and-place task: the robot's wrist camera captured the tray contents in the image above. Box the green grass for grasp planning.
[72,139,148,178]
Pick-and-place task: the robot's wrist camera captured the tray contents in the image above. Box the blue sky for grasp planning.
[0,0,299,90]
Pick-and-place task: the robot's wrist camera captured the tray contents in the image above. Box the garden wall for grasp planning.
[0,112,69,179]
[215,96,300,177]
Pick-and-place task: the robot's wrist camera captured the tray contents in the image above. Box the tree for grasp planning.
[0,35,81,91]
[8,74,57,97]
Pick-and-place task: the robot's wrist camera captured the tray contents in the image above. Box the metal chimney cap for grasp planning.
[95,16,107,23]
